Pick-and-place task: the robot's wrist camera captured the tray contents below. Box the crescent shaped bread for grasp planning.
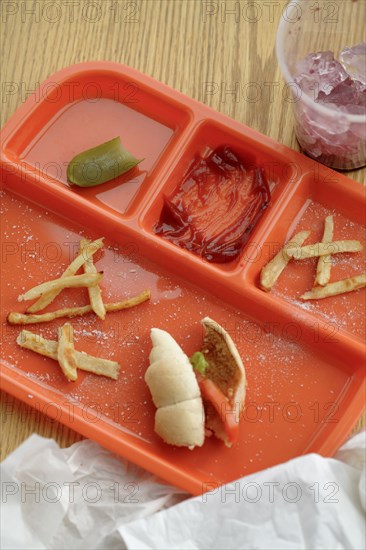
[155,398,205,449]
[149,328,186,364]
[145,354,201,408]
[149,344,185,365]
[146,328,205,449]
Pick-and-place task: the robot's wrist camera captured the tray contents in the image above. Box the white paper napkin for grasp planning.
[1,431,365,550]
[1,435,186,550]
[119,430,366,550]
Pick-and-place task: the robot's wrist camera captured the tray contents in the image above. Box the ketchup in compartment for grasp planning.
[154,146,271,263]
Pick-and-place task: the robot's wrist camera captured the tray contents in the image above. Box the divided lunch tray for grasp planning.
[1,61,365,495]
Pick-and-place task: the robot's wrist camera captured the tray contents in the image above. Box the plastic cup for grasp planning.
[276,0,366,171]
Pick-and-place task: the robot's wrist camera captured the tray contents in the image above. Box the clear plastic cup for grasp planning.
[276,0,366,170]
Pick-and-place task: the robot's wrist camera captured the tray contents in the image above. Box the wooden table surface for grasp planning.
[1,0,365,460]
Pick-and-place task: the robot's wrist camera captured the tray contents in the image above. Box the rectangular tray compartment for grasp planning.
[139,118,302,273]
[1,188,364,494]
[2,65,194,218]
[243,172,366,343]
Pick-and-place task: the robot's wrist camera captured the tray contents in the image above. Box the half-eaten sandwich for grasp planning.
[145,317,246,449]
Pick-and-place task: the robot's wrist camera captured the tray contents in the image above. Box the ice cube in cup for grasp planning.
[276,1,366,170]
[340,43,366,87]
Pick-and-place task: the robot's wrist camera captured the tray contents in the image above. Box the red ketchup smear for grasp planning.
[154,146,271,263]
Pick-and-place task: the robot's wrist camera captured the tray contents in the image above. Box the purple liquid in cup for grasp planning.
[293,44,366,170]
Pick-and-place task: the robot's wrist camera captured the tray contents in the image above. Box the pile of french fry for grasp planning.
[17,327,121,381]
[8,237,151,381]
[260,216,366,299]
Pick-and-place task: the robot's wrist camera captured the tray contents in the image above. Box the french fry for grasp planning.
[260,231,310,291]
[103,289,151,311]
[18,272,103,302]
[17,330,120,380]
[286,240,362,260]
[57,323,78,381]
[8,289,151,325]
[9,305,94,325]
[314,216,334,287]
[17,330,57,359]
[75,352,120,379]
[301,274,366,300]
[79,238,106,320]
[27,238,104,313]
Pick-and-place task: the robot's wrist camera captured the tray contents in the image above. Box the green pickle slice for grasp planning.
[67,137,142,187]
[189,351,208,374]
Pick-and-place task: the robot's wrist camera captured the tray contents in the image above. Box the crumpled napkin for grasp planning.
[1,435,186,550]
[1,431,365,550]
[119,430,366,550]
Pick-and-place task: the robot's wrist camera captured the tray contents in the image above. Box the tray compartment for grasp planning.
[1,188,365,494]
[243,172,366,343]
[139,118,303,273]
[2,69,194,218]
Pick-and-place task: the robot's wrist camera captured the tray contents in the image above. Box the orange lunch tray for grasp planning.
[1,61,365,495]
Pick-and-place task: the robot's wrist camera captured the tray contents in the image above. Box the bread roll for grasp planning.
[149,344,185,365]
[146,328,204,449]
[149,328,185,364]
[155,398,205,449]
[145,354,201,408]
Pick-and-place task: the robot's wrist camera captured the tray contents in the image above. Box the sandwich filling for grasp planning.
[189,317,246,447]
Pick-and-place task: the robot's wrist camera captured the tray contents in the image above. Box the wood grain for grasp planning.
[1,0,365,459]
